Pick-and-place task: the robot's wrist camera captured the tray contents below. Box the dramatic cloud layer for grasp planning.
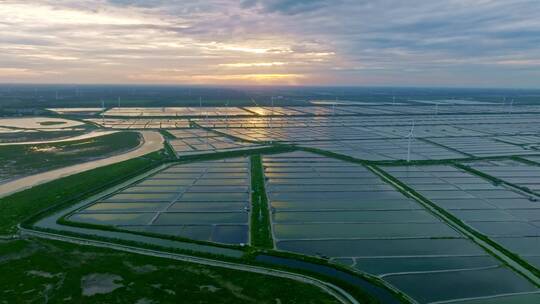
[0,0,539,87]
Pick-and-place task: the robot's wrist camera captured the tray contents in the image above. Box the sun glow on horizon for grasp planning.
[1,1,539,87]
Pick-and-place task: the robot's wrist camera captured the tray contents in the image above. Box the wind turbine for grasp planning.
[509,99,514,114]
[195,96,201,128]
[206,127,210,150]
[406,120,415,163]
[270,96,275,144]
[225,100,229,130]
[270,96,274,129]
[393,96,396,106]
[101,99,105,126]
[205,104,210,151]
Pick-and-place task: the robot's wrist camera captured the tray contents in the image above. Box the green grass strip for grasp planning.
[158,130,179,159]
[513,156,540,167]
[456,162,540,199]
[372,165,540,284]
[0,132,142,180]
[2,151,167,235]
[158,129,176,139]
[250,154,273,249]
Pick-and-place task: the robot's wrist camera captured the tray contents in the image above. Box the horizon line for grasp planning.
[0,83,539,91]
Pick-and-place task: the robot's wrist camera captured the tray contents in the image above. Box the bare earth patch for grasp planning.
[0,117,84,130]
[123,261,158,274]
[28,146,60,153]
[81,273,124,296]
[26,270,57,279]
[135,298,156,304]
[199,285,221,293]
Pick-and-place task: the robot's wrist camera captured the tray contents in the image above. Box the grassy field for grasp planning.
[0,129,90,144]
[38,121,68,126]
[0,151,165,235]
[0,146,386,303]
[250,155,273,249]
[0,149,339,303]
[158,129,176,139]
[0,131,141,182]
[0,238,338,304]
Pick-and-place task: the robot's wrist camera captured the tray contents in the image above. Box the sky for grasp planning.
[0,0,540,87]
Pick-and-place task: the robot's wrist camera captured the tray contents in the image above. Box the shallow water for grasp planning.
[385,267,537,303]
[154,212,247,225]
[274,222,459,240]
[353,256,498,275]
[277,238,484,257]
[273,210,436,223]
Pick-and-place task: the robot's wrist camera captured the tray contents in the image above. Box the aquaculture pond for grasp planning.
[384,164,540,271]
[68,158,251,245]
[262,151,539,303]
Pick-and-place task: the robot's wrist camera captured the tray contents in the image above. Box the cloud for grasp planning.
[0,0,539,87]
[241,0,336,15]
[107,0,166,7]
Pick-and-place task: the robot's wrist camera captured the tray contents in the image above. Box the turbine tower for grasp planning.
[225,100,229,129]
[406,120,415,163]
[205,101,209,150]
[270,96,274,127]
[101,99,105,125]
[270,96,275,144]
[509,99,514,114]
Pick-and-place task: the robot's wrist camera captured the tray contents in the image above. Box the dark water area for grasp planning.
[1,84,540,109]
[255,254,401,303]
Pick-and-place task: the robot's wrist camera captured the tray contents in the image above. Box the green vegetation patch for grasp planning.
[0,131,141,182]
[458,159,540,197]
[38,121,67,126]
[158,130,178,159]
[0,238,338,304]
[158,129,176,140]
[250,155,273,249]
[0,129,90,144]
[371,165,540,282]
[0,151,165,235]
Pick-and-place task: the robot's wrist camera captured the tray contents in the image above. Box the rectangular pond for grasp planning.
[67,158,251,245]
[262,151,537,303]
[384,164,540,281]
